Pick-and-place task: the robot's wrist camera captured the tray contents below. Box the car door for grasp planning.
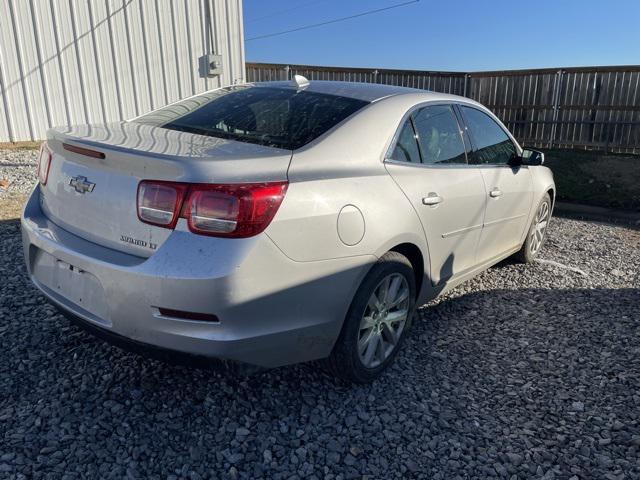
[385,104,486,286]
[458,105,534,264]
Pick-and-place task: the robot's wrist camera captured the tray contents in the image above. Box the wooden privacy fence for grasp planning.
[246,63,640,154]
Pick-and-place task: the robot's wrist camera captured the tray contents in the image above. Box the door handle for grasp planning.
[422,193,443,205]
[489,188,503,198]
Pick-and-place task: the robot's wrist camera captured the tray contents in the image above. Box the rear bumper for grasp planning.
[21,187,374,368]
[53,303,253,371]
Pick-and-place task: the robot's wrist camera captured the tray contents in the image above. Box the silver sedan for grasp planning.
[22,77,554,382]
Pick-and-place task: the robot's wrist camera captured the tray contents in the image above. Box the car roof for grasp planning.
[251,80,468,103]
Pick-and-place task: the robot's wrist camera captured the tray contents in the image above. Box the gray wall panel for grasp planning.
[0,0,244,142]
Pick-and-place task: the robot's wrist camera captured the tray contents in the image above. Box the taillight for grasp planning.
[137,181,189,228]
[136,181,288,238]
[188,189,240,234]
[37,142,53,185]
[186,183,288,237]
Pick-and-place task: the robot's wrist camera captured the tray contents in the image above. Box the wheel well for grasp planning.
[390,243,424,294]
[547,187,555,207]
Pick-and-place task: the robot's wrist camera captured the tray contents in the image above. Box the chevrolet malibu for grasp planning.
[22,77,554,383]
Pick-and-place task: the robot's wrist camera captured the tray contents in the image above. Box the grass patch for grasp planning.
[0,141,41,151]
[0,193,27,221]
[542,149,640,210]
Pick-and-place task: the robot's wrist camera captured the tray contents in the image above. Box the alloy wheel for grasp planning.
[357,273,410,368]
[529,200,550,255]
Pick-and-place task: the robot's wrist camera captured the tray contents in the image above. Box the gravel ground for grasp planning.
[1,148,639,478]
[0,148,38,220]
[0,148,38,195]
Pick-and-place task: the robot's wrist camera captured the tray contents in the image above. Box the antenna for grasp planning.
[291,74,310,90]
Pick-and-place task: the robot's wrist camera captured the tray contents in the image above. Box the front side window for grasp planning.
[389,120,421,163]
[460,106,516,165]
[133,86,369,150]
[411,105,467,165]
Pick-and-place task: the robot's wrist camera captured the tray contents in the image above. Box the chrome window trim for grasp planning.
[383,99,523,169]
[384,159,477,170]
[473,164,530,169]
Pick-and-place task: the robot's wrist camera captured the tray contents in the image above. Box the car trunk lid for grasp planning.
[41,121,292,257]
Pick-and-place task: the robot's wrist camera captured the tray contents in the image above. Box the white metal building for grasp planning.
[0,0,245,142]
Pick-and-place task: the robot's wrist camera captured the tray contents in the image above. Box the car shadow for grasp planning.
[4,212,636,397]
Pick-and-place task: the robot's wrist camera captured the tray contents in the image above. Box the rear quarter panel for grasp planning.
[266,173,428,263]
[265,95,431,267]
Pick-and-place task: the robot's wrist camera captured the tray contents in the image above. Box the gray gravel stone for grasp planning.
[0,148,38,196]
[1,160,639,478]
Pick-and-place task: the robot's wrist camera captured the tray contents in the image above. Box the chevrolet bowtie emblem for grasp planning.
[69,175,96,194]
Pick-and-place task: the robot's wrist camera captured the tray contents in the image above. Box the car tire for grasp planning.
[514,192,551,264]
[324,251,417,383]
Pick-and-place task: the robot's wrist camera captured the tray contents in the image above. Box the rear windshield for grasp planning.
[133,86,369,150]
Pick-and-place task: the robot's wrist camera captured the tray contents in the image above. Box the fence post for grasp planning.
[549,69,564,149]
[283,65,290,81]
[463,74,470,98]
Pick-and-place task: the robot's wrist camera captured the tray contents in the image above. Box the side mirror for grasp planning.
[521,148,545,166]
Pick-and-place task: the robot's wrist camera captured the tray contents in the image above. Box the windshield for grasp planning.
[133,86,369,150]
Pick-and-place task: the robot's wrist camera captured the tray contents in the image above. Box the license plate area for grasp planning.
[32,249,109,325]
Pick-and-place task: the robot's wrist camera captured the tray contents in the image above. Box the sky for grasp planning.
[243,0,640,71]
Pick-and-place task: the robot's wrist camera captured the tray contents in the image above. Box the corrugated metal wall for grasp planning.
[0,0,245,142]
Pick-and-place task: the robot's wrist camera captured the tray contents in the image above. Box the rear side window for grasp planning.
[412,105,466,165]
[133,86,369,150]
[460,106,516,165]
[389,120,421,163]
